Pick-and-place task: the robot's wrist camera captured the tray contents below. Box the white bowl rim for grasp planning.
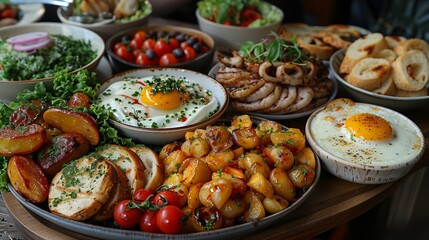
[305,100,426,170]
[195,3,284,30]
[98,67,229,132]
[0,22,105,83]
[330,48,429,101]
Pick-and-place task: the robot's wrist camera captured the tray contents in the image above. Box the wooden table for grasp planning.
[1,17,429,240]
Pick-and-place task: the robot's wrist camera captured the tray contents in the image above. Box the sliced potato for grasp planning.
[43,108,100,145]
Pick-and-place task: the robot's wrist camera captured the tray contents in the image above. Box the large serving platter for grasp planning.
[209,63,338,120]
[8,115,321,240]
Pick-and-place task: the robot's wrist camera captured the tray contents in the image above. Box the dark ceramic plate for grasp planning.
[209,63,338,120]
[8,117,321,240]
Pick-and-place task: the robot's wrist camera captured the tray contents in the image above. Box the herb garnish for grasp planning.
[239,32,308,64]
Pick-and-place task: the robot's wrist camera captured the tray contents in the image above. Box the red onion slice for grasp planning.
[13,38,52,52]
[6,32,50,45]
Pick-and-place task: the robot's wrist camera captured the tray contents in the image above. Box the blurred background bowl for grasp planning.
[106,25,215,73]
[97,68,229,146]
[0,22,105,102]
[57,0,152,40]
[195,1,283,52]
[330,48,429,111]
[305,98,425,184]
[148,0,191,17]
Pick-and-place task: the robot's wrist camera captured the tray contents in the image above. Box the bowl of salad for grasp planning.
[196,0,284,52]
[57,0,152,40]
[0,22,104,102]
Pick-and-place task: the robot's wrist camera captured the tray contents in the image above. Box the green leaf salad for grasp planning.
[0,34,97,81]
[197,0,283,27]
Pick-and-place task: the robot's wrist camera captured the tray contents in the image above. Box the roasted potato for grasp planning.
[7,155,49,204]
[0,124,45,157]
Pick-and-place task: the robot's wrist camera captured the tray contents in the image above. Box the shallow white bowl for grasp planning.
[57,1,152,40]
[305,98,425,184]
[330,48,429,112]
[97,68,229,146]
[0,22,105,102]
[196,3,283,52]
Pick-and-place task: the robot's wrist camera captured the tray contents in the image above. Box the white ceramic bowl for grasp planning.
[305,98,425,184]
[97,68,229,146]
[196,2,283,52]
[0,22,105,102]
[330,48,429,111]
[57,0,152,40]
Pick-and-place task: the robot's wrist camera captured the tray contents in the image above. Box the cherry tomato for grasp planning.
[129,38,143,49]
[133,188,153,202]
[113,200,143,229]
[114,42,126,51]
[240,8,262,26]
[154,39,173,57]
[140,210,161,233]
[135,53,158,66]
[159,53,178,66]
[133,48,143,57]
[169,38,180,49]
[156,205,184,234]
[180,41,189,49]
[115,45,134,62]
[183,46,197,61]
[223,20,232,25]
[143,38,156,50]
[154,190,181,207]
[133,30,147,42]
[1,9,15,19]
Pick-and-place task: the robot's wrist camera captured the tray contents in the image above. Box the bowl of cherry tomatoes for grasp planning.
[106,25,215,73]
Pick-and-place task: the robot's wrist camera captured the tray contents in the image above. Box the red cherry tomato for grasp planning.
[156,205,184,234]
[136,53,158,66]
[240,8,262,26]
[153,190,181,207]
[113,200,143,229]
[1,9,15,19]
[159,53,178,66]
[140,210,161,233]
[115,45,134,62]
[143,38,156,50]
[169,38,180,50]
[183,46,197,61]
[114,42,126,51]
[180,41,189,49]
[129,38,143,49]
[133,30,147,42]
[154,39,173,57]
[133,188,153,202]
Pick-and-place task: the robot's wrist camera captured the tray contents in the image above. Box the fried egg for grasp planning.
[98,74,219,128]
[309,98,423,165]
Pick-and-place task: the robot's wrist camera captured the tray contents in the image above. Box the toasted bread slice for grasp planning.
[394,38,429,58]
[340,33,387,74]
[392,50,429,91]
[96,144,146,194]
[130,145,165,193]
[92,161,131,222]
[348,57,391,91]
[48,155,115,221]
[373,76,397,96]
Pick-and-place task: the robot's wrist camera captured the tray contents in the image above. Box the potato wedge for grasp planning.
[43,108,100,145]
[37,133,90,177]
[8,155,49,204]
[0,124,45,157]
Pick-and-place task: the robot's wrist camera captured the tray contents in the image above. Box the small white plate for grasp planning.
[209,63,338,120]
[17,4,45,25]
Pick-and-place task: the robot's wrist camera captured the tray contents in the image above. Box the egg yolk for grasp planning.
[345,113,392,141]
[140,86,185,110]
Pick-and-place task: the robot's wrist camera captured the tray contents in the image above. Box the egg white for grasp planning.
[310,103,423,166]
[97,75,219,128]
